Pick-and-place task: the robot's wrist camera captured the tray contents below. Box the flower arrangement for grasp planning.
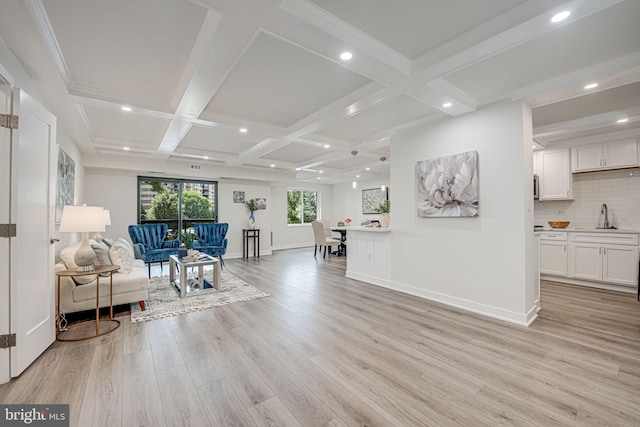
[344,217,352,224]
[245,199,258,213]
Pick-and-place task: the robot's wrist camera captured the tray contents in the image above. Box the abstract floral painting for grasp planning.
[416,150,478,217]
[55,146,75,223]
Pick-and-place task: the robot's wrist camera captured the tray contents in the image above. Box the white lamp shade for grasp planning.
[103,209,111,226]
[59,205,106,233]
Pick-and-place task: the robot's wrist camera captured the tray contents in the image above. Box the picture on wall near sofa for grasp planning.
[416,150,478,218]
[233,191,245,203]
[55,146,75,223]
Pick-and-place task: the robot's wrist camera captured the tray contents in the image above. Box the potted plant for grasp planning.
[377,200,391,228]
[181,229,197,255]
[245,199,257,229]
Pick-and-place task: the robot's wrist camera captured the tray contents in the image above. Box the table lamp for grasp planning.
[93,209,111,241]
[59,205,106,272]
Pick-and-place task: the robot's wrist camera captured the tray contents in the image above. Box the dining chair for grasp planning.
[311,220,341,258]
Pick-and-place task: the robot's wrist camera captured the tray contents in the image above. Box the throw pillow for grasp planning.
[110,240,133,274]
[117,238,135,258]
[91,241,112,266]
[102,237,114,248]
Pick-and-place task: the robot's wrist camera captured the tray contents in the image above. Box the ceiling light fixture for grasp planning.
[317,177,321,180]
[356,175,360,178]
[366,167,370,171]
[203,156,209,159]
[323,144,330,148]
[340,51,352,61]
[319,170,324,173]
[584,83,598,90]
[270,164,275,167]
[123,147,130,151]
[551,10,570,23]
[121,106,132,112]
[239,128,248,133]
[352,181,357,189]
[442,102,452,108]
[617,118,629,123]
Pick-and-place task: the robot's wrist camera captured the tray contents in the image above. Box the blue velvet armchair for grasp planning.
[128,223,180,276]
[193,223,228,269]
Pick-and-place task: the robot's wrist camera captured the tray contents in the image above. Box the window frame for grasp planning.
[286,188,319,226]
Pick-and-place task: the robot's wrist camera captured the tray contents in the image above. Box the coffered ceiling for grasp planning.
[1,0,639,183]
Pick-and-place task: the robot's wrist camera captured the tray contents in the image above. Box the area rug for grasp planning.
[130,270,269,323]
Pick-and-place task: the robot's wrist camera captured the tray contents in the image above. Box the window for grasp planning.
[287,189,318,224]
[137,177,218,239]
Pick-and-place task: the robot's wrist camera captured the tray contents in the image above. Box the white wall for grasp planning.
[84,169,273,258]
[389,100,536,325]
[271,182,333,250]
[332,178,390,226]
[219,181,272,257]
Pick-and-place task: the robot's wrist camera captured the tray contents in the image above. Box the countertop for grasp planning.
[537,227,640,234]
[333,225,391,232]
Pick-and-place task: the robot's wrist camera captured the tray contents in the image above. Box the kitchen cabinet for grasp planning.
[538,149,572,200]
[539,232,568,276]
[568,232,639,287]
[572,138,638,172]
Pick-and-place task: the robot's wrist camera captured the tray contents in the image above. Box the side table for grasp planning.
[243,228,260,258]
[56,264,121,341]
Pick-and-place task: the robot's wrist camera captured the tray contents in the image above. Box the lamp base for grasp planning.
[74,232,97,273]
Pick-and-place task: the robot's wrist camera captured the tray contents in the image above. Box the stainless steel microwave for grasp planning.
[533,174,539,199]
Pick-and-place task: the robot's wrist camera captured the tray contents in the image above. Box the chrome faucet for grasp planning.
[600,203,609,229]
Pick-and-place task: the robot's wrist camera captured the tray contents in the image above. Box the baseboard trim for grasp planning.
[272,243,313,251]
[541,275,636,294]
[347,272,532,327]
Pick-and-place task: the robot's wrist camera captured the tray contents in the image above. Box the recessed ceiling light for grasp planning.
[270,164,275,167]
[203,156,209,160]
[532,145,536,149]
[123,146,130,151]
[584,83,598,90]
[319,170,324,173]
[365,167,370,171]
[296,167,302,171]
[352,181,357,189]
[551,10,570,23]
[121,106,132,112]
[317,177,321,180]
[356,175,360,178]
[617,118,629,123]
[442,102,452,108]
[239,128,248,133]
[323,144,330,148]
[340,51,352,61]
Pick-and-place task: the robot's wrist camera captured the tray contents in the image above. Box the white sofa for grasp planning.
[55,238,149,314]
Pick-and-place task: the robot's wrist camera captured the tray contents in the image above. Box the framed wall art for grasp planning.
[233,191,245,203]
[416,150,478,217]
[362,187,388,214]
[55,146,75,223]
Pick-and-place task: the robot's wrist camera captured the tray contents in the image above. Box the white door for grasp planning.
[0,79,11,384]
[9,89,56,377]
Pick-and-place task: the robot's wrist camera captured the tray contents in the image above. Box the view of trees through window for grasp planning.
[287,190,317,224]
[138,177,218,239]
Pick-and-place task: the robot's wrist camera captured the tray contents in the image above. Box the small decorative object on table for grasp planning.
[548,220,570,229]
[344,217,352,226]
[246,199,257,229]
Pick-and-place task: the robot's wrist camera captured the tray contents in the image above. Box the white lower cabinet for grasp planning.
[539,240,568,276]
[541,231,639,290]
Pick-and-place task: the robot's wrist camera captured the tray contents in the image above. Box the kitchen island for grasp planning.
[334,226,392,286]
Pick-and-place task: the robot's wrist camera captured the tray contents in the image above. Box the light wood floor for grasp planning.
[1,249,639,426]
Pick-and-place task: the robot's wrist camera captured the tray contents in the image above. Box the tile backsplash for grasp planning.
[534,168,640,230]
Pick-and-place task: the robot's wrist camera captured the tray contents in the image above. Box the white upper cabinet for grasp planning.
[539,148,572,200]
[572,138,638,172]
